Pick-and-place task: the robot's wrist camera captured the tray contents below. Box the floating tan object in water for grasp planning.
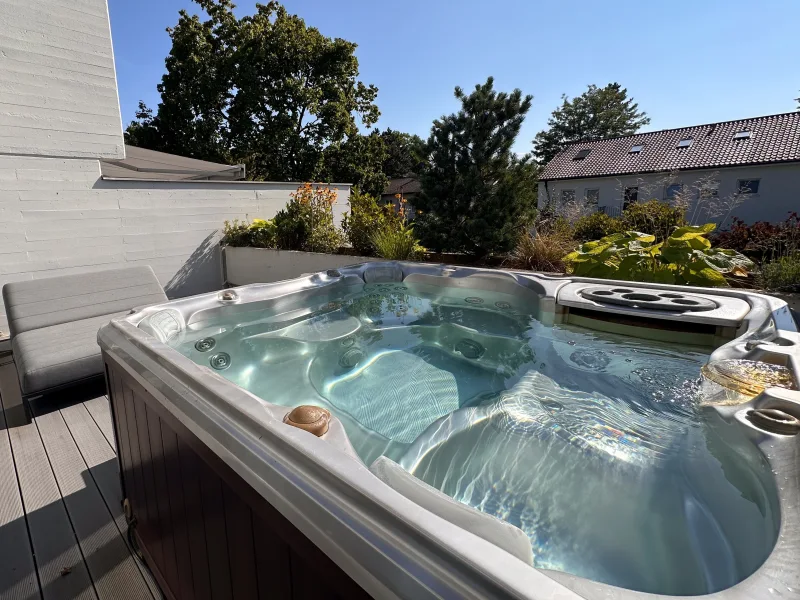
[700,359,797,405]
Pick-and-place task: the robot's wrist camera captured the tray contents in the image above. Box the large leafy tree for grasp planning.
[414,77,539,257]
[317,132,388,197]
[533,83,650,164]
[125,0,379,181]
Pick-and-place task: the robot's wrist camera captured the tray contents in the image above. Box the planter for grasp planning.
[223,246,379,286]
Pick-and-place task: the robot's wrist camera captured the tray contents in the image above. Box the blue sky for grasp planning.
[109,0,799,153]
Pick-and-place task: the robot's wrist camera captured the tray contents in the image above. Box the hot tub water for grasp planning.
[168,281,779,595]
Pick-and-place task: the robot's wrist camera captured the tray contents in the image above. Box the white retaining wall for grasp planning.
[224,246,378,287]
[0,155,350,335]
[0,0,125,158]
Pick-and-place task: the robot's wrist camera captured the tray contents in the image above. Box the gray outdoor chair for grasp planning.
[2,266,167,399]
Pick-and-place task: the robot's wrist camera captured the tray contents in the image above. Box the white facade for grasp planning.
[0,0,125,158]
[538,163,800,226]
[0,0,351,336]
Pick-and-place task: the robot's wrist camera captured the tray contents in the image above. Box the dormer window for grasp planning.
[574,148,591,160]
[677,138,693,148]
[630,144,644,154]
[734,130,752,140]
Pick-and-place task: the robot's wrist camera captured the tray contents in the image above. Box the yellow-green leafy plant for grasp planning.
[222,218,277,248]
[564,223,754,286]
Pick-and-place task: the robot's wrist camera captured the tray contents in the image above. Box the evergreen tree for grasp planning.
[533,83,650,164]
[414,77,538,257]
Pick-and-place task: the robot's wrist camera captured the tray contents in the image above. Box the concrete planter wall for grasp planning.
[223,246,379,286]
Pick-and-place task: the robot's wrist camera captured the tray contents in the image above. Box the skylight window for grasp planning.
[734,130,752,140]
[630,144,644,154]
[574,148,591,160]
[677,138,693,148]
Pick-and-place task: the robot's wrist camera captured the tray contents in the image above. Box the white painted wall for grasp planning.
[0,0,125,158]
[538,163,800,225]
[0,155,351,335]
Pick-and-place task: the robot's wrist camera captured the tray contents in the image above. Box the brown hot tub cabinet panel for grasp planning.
[104,358,372,600]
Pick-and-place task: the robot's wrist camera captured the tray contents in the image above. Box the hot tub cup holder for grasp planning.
[580,286,717,312]
[746,408,800,435]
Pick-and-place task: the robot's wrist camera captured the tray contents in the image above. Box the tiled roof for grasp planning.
[384,177,421,195]
[539,112,800,181]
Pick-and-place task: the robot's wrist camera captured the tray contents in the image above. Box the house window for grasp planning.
[561,189,576,203]
[665,184,683,201]
[737,179,760,194]
[734,131,752,140]
[585,189,600,206]
[574,149,591,160]
[623,186,638,209]
[677,138,693,148]
[630,144,644,154]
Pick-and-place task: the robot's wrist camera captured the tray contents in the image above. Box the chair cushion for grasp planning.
[369,456,534,565]
[3,266,167,337]
[12,312,127,395]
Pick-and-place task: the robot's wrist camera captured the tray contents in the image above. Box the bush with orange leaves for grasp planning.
[274,183,343,253]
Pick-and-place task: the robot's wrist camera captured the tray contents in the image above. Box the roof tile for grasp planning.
[539,112,800,180]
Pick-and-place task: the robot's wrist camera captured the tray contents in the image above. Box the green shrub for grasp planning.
[341,189,399,255]
[564,223,754,287]
[573,212,624,242]
[507,231,576,273]
[621,200,687,242]
[758,254,800,291]
[222,218,277,248]
[274,184,343,253]
[371,224,425,260]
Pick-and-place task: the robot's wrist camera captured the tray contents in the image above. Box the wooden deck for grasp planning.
[0,380,162,600]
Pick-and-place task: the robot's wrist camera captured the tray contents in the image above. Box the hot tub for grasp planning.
[98,262,800,600]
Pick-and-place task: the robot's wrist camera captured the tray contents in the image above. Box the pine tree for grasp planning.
[533,83,650,164]
[414,78,538,257]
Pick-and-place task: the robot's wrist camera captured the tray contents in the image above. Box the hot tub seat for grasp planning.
[369,456,534,566]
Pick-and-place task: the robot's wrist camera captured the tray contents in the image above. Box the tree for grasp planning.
[379,129,425,178]
[125,0,379,181]
[317,132,388,197]
[414,77,539,257]
[533,83,650,164]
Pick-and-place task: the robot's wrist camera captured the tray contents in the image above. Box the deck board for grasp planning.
[0,381,163,600]
[6,404,97,600]
[82,396,115,450]
[0,388,40,600]
[59,403,161,599]
[31,405,155,600]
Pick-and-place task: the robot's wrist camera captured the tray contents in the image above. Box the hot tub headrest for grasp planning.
[369,456,534,565]
[363,264,403,283]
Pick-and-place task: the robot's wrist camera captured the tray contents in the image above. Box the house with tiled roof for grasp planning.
[538,112,800,224]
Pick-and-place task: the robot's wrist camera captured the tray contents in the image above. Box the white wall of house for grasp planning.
[0,155,350,335]
[0,0,125,158]
[538,163,800,225]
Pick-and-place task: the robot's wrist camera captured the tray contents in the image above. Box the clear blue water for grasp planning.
[168,281,780,595]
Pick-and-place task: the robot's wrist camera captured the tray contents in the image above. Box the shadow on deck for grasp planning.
[0,381,162,600]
